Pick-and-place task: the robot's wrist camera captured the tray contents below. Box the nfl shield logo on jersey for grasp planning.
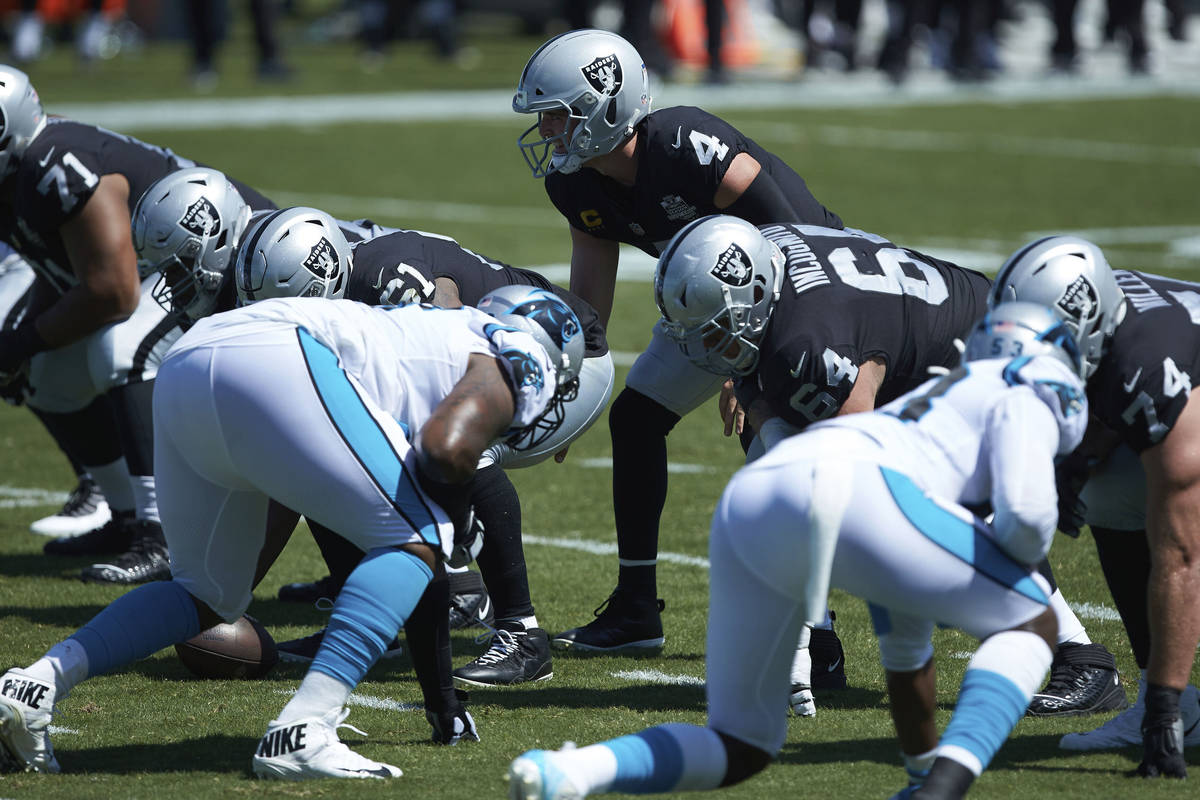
[178,197,220,236]
[711,243,752,287]
[303,238,338,279]
[1057,275,1098,324]
[581,53,623,95]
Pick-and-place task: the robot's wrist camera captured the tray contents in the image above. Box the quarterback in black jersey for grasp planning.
[514,29,844,655]
[0,65,274,586]
[990,237,1200,777]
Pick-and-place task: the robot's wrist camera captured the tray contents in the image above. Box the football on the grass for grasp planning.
[174,614,278,679]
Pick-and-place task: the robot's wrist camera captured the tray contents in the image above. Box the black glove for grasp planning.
[1137,684,1188,779]
[0,363,29,406]
[0,319,48,375]
[1054,451,1089,538]
[426,702,480,746]
[416,467,476,548]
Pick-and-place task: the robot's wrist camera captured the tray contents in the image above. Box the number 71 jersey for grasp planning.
[746,224,992,430]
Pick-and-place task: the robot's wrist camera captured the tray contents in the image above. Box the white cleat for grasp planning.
[507,744,586,800]
[29,479,110,538]
[1060,678,1200,750]
[0,668,60,773]
[790,683,817,717]
[252,708,402,780]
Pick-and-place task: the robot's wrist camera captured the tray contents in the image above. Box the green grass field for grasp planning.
[2,29,1200,800]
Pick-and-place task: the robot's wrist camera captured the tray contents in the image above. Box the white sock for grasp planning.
[27,639,90,698]
[131,475,158,523]
[1049,590,1090,645]
[87,458,135,513]
[276,670,352,723]
[811,609,834,631]
[791,626,813,685]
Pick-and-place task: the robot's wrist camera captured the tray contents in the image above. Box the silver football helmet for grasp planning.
[476,285,584,452]
[964,300,1086,379]
[0,65,46,178]
[654,215,784,377]
[132,167,252,320]
[513,29,651,177]
[234,207,352,305]
[989,235,1126,378]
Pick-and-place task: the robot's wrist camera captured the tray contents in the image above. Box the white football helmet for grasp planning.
[234,207,352,305]
[513,29,651,177]
[988,235,1126,378]
[132,167,252,320]
[476,285,584,452]
[0,65,46,178]
[963,300,1086,379]
[654,215,784,377]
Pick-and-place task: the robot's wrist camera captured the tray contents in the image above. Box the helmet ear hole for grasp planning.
[605,99,618,126]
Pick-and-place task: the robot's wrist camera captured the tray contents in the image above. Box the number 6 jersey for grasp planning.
[739,224,993,430]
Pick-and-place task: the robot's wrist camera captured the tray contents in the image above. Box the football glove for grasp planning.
[1054,450,1090,538]
[1138,684,1188,778]
[426,706,480,746]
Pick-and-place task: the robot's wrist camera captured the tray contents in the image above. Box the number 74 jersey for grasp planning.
[741,224,992,431]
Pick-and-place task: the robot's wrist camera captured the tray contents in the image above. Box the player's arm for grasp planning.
[431,276,463,308]
[568,226,620,327]
[836,356,887,416]
[713,152,802,224]
[986,391,1062,564]
[36,173,140,346]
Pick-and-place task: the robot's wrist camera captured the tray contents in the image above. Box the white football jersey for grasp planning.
[765,354,1086,531]
[173,298,558,435]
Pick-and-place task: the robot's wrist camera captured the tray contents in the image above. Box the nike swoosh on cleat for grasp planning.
[825,658,842,672]
[339,766,397,778]
[476,595,492,621]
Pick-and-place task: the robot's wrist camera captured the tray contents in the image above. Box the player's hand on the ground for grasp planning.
[426,706,480,746]
[719,379,744,437]
[1137,715,1187,778]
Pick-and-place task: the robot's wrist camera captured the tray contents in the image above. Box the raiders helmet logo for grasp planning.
[303,238,339,279]
[1057,275,1098,324]
[581,54,623,96]
[711,243,752,287]
[178,197,220,237]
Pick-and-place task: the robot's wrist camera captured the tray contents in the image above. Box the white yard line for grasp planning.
[273,688,422,712]
[611,669,704,687]
[0,486,67,509]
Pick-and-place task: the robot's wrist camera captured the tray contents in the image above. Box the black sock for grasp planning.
[471,464,533,620]
[1092,526,1152,668]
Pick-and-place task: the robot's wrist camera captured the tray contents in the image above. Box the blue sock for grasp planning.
[605,727,687,794]
[72,581,201,677]
[311,547,433,687]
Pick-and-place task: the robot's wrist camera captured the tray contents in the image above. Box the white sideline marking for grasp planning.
[950,651,974,660]
[273,688,421,712]
[522,534,711,570]
[48,725,80,735]
[1073,602,1123,622]
[611,669,704,687]
[267,190,560,230]
[0,486,67,509]
[576,457,719,475]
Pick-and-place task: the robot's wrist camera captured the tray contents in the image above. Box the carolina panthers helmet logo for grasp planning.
[581,54,623,95]
[178,197,220,237]
[501,348,545,391]
[303,237,339,279]
[1057,276,1098,325]
[514,297,580,348]
[711,243,752,287]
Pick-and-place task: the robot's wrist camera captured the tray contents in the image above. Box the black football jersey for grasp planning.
[0,119,274,296]
[740,224,992,430]
[1088,270,1200,452]
[544,106,843,257]
[349,229,608,356]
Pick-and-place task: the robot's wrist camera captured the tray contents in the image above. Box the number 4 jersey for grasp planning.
[740,224,992,430]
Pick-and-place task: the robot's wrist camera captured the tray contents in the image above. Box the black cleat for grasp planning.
[810,612,848,691]
[453,624,552,687]
[276,627,404,663]
[79,521,171,584]
[447,570,495,631]
[43,515,132,556]
[1027,642,1128,717]
[277,574,342,604]
[551,588,665,653]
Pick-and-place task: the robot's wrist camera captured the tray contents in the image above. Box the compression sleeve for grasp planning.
[722,168,805,225]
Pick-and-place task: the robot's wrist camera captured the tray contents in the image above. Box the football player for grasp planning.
[0,288,584,779]
[513,28,847,675]
[0,65,273,583]
[232,206,616,687]
[988,236,1200,777]
[508,300,1089,800]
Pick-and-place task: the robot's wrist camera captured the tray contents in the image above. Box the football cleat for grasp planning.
[29,477,110,537]
[552,589,665,653]
[79,521,171,584]
[447,570,495,631]
[1027,642,1127,717]
[454,624,552,688]
[277,574,342,604]
[0,668,60,773]
[252,707,402,780]
[1060,678,1200,750]
[790,683,816,717]
[810,612,848,691]
[507,744,586,800]
[43,514,132,556]
[276,628,404,664]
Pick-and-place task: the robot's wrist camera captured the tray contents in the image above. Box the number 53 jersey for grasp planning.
[741,224,993,430]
